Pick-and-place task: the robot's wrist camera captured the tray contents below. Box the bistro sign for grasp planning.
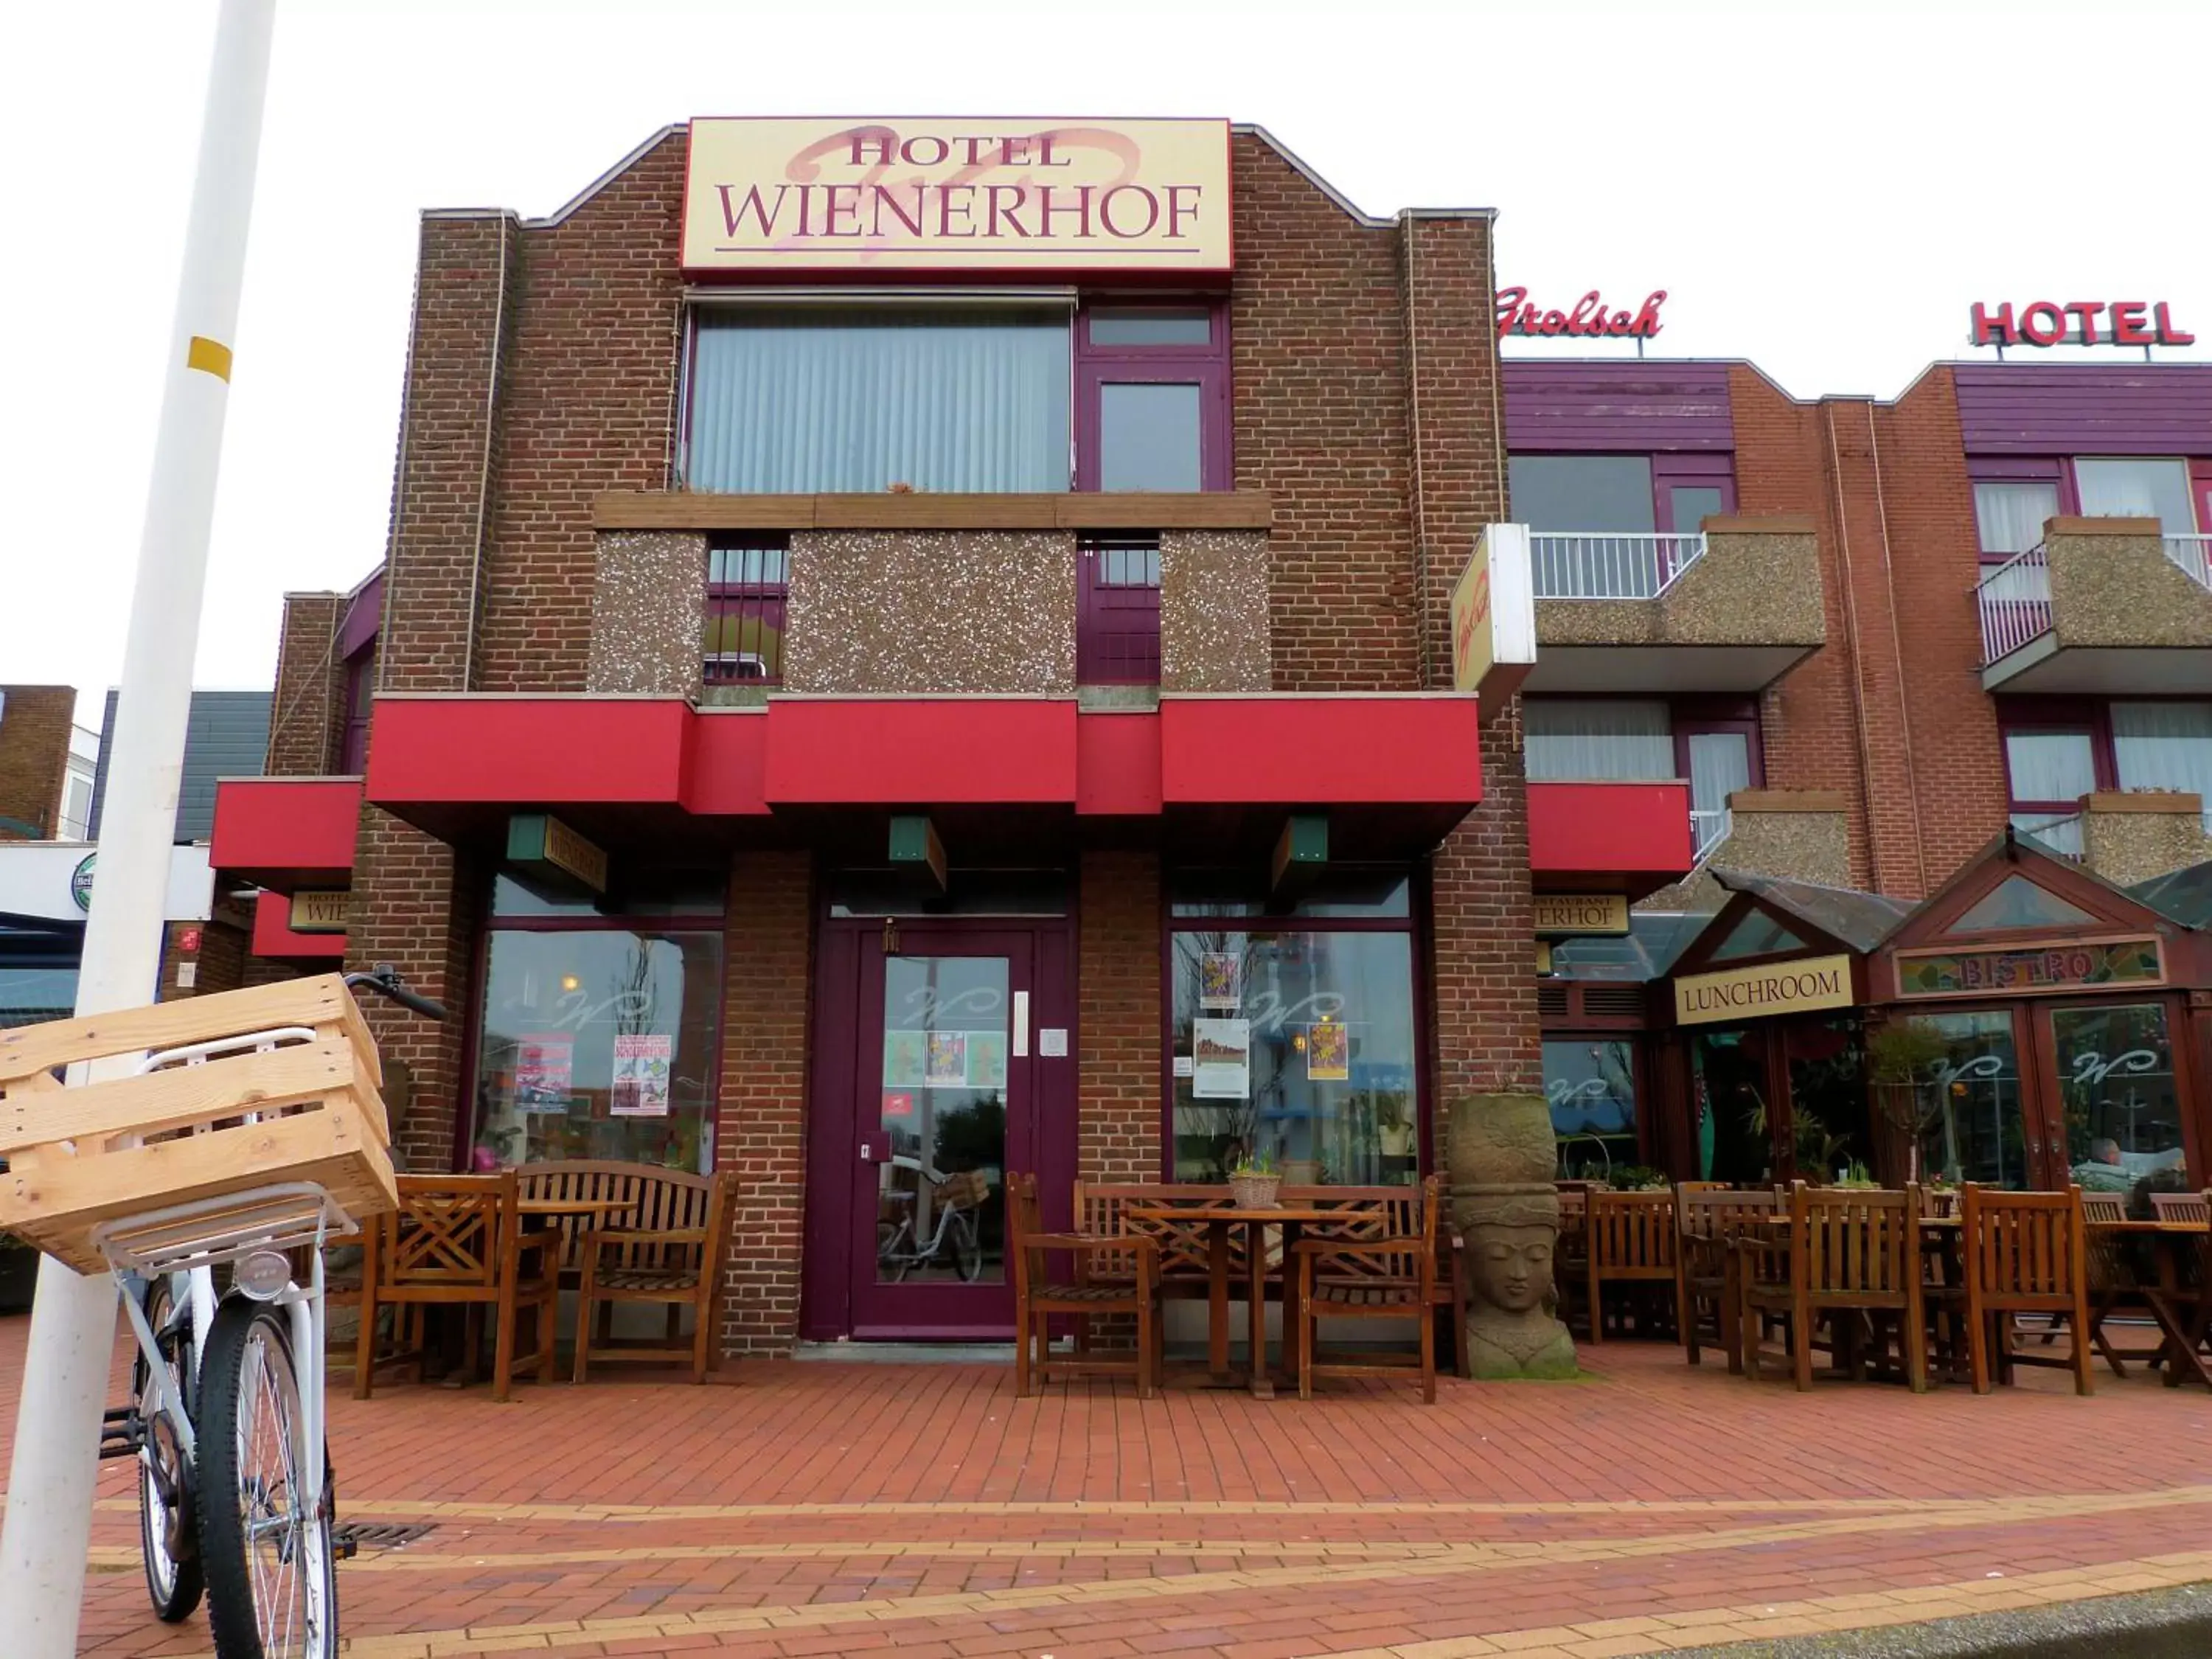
[682,118,1234,273]
[1674,953,1854,1026]
[1893,937,2163,999]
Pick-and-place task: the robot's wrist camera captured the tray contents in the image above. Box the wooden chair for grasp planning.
[515,1160,670,1281]
[356,1172,557,1402]
[1675,1186,1783,1370]
[1554,1184,1593,1331]
[2150,1191,2211,1225]
[1741,1183,1927,1393]
[574,1169,736,1384]
[1009,1172,1160,1397]
[1584,1191,1677,1343]
[1291,1175,1441,1402]
[1954,1184,2093,1396]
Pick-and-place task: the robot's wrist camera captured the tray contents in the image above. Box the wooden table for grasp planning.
[2087,1220,2211,1389]
[1130,1206,1348,1399]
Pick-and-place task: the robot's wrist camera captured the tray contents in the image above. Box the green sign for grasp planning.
[1893,937,2162,999]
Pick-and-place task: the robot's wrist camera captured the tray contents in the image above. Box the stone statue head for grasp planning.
[1471,1225,1554,1315]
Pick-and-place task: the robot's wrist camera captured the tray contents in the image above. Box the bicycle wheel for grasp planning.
[197,1296,337,1659]
[133,1277,204,1623]
[951,1211,983,1282]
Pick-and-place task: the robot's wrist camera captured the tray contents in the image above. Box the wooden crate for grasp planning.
[0,975,397,1274]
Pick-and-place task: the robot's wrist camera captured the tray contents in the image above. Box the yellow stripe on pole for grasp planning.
[186,335,233,381]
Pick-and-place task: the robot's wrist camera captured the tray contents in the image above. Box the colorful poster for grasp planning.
[1192,1018,1251,1100]
[1199,951,1242,1011]
[611,1032,673,1117]
[1306,1019,1349,1082]
[926,1032,969,1088]
[883,1030,928,1088]
[513,1033,574,1116]
[966,1032,1009,1091]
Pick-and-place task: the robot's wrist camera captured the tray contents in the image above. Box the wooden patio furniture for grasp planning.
[1675,1186,1783,1370]
[356,1172,557,1402]
[1946,1184,2093,1396]
[572,1168,737,1384]
[1291,1175,1441,1402]
[1584,1190,1677,1343]
[1740,1183,1928,1393]
[1010,1171,1161,1397]
[2150,1191,2211,1225]
[1554,1183,1594,1330]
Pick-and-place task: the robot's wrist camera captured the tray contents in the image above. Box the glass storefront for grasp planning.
[468,877,724,1172]
[1545,1037,1637,1179]
[1167,897,1419,1184]
[874,953,1008,1284]
[2051,1001,2190,1194]
[1906,1010,2030,1188]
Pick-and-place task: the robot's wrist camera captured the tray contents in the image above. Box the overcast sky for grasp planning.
[6,0,2208,727]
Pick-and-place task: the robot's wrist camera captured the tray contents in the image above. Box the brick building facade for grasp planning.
[209,119,2212,1354]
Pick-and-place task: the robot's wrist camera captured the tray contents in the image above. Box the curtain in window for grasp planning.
[2073,459,2194,536]
[1686,731,1750,815]
[2112,702,2212,829]
[687,309,1071,493]
[1523,700,1673,781]
[2003,730,2096,803]
[1973,482,2060,557]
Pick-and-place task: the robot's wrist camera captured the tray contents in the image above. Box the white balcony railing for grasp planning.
[2011,811,2084,860]
[2165,534,2212,592]
[1531,532,1707,600]
[1691,807,1732,862]
[1975,543,2053,665]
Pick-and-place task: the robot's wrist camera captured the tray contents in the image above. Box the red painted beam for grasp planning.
[367,697,692,805]
[1161,695,1483,806]
[764,699,1079,805]
[209,777,363,891]
[1526,780,1696,895]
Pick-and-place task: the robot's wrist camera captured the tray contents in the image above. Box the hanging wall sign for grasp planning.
[684,118,1234,274]
[1496,288,1666,340]
[287,889,351,933]
[505,813,608,895]
[1532,894,1630,937]
[1674,953,1854,1026]
[1969,302,2194,349]
[1450,524,1536,718]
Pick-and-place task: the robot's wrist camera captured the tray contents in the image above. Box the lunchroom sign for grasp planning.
[683,119,1233,273]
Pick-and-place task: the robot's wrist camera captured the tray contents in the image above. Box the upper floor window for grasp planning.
[1524,696,1760,858]
[1973,481,2061,560]
[1508,453,1736,537]
[681,299,1231,495]
[1972,456,2205,560]
[686,307,1071,494]
[2000,698,2212,856]
[703,537,790,685]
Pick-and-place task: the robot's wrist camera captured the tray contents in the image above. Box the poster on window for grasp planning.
[1192,1017,1251,1099]
[1199,951,1242,1011]
[610,1032,673,1117]
[883,1031,928,1088]
[513,1033,574,1115]
[1306,1019,1349,1082]
[966,1032,1009,1091]
[925,1032,970,1088]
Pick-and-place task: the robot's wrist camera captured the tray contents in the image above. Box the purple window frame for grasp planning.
[1671,696,1765,790]
[1074,299,1233,493]
[1076,533,1162,685]
[1652,453,1738,534]
[1997,699,2110,826]
[339,647,373,776]
[1969,459,2071,564]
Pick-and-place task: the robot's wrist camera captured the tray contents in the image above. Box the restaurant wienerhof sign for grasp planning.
[1674,953,1854,1026]
[1532,894,1630,937]
[683,118,1234,273]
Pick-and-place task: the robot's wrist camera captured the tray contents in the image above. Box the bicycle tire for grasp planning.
[197,1297,338,1659]
[133,1277,204,1623]
[952,1211,983,1282]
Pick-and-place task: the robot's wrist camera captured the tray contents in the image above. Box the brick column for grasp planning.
[1400,214,1540,1132]
[715,849,813,1356]
[0,685,77,839]
[1078,850,1162,1183]
[264,592,344,776]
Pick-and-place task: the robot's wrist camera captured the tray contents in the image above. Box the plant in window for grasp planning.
[1610,1164,1669,1193]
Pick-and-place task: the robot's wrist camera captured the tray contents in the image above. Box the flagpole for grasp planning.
[0,3,276,1648]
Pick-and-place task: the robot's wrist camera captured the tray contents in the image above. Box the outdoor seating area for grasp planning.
[1017,1172,1455,1402]
[349,1161,737,1400]
[1556,1176,2212,1398]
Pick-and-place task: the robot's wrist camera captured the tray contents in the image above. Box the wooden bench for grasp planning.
[1072,1181,1469,1379]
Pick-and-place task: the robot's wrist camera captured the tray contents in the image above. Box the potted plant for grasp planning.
[1612,1164,1670,1193]
[1830,1160,1881,1190]
[0,1231,38,1316]
[1228,1149,1281,1209]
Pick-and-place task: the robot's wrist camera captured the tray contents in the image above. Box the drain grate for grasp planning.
[332,1521,436,1551]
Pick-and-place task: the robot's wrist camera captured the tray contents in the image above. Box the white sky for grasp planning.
[5,0,2209,728]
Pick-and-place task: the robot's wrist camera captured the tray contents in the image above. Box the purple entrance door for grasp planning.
[805,919,1076,1340]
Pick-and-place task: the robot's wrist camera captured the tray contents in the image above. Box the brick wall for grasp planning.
[265,593,345,776]
[159,916,248,1001]
[715,850,813,1355]
[1077,851,1162,1183]
[0,685,76,840]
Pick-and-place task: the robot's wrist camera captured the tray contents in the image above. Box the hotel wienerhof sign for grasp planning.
[682,118,1234,274]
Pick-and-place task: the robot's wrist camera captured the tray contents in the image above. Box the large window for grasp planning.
[1545,1038,1637,1179]
[1973,481,2062,560]
[1970,456,2203,554]
[467,875,724,1173]
[1167,873,1418,1185]
[2051,1002,2188,1192]
[1509,453,1736,537]
[1077,305,1229,493]
[2002,700,2212,852]
[1523,698,1760,857]
[2073,458,2196,536]
[686,307,1071,493]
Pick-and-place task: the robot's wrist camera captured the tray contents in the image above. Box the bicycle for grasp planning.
[874,1159,989,1282]
[97,964,443,1659]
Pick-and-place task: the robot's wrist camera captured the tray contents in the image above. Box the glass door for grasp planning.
[849,930,1034,1338]
[2044,1000,2191,1198]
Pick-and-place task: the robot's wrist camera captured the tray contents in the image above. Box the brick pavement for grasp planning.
[3,1313,2209,1658]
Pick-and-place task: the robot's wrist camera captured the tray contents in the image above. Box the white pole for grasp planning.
[0,2,275,1648]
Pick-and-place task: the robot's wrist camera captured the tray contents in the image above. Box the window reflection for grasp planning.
[1545,1039,1636,1179]
[2051,1003,2188,1195]
[1907,1011,2029,1189]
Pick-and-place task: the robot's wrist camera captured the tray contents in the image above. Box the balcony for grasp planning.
[207,776,363,891]
[1641,789,1854,909]
[1521,515,1826,694]
[1978,518,2212,693]
[2017,790,2212,886]
[1526,780,1696,899]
